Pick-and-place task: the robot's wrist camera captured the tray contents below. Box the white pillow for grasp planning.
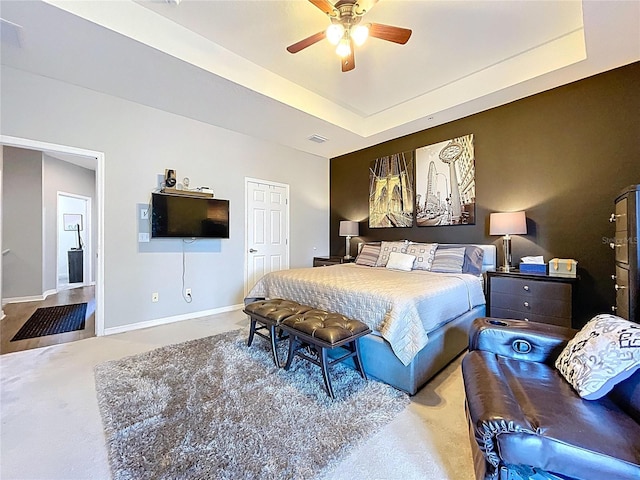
[385,252,416,272]
[555,314,640,400]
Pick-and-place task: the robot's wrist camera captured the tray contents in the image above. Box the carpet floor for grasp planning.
[95,329,409,480]
[1,310,476,480]
[11,303,87,341]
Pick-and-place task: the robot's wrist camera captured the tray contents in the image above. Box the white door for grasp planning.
[245,178,289,296]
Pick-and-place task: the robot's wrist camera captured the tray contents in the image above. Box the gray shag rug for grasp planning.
[94,329,409,480]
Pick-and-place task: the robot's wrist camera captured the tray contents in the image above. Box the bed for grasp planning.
[245,243,497,395]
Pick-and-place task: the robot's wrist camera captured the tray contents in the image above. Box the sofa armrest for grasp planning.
[468,317,576,365]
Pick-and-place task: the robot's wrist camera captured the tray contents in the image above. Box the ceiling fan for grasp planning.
[287,0,412,72]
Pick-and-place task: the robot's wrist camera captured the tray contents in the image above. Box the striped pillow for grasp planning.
[355,243,381,267]
[431,247,465,273]
[375,241,408,267]
[405,243,438,271]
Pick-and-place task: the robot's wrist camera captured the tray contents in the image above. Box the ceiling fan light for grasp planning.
[352,25,369,46]
[336,39,351,58]
[326,24,344,45]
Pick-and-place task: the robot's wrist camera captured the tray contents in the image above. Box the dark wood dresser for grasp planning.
[611,184,640,323]
[486,271,576,328]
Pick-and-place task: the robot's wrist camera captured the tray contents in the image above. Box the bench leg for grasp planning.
[284,335,300,370]
[352,339,368,380]
[247,317,257,347]
[269,324,280,367]
[319,347,335,399]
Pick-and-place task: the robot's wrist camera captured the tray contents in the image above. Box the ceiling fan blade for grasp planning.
[309,0,336,16]
[341,39,355,72]
[369,23,412,45]
[287,31,326,54]
[354,0,379,15]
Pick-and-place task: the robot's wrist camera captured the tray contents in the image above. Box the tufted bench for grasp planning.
[280,309,371,398]
[243,299,312,367]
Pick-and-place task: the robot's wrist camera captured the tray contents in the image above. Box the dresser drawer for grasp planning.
[614,197,628,233]
[612,230,629,264]
[491,292,572,319]
[490,277,570,302]
[489,307,571,328]
[615,265,630,320]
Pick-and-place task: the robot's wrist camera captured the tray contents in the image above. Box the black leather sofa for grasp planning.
[462,317,640,480]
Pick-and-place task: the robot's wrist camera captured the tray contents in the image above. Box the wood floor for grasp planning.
[1,286,95,355]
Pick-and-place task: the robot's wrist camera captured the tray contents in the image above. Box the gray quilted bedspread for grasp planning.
[246,264,485,365]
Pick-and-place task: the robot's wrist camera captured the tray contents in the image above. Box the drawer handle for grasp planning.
[609,213,622,222]
[523,301,530,308]
[614,284,626,291]
[610,242,622,249]
[611,306,617,312]
[611,274,616,280]
[523,285,530,291]
[524,317,529,322]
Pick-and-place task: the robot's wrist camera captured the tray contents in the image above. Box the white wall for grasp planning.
[1,67,329,330]
[2,146,43,299]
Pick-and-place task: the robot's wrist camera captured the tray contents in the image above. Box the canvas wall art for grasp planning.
[415,134,475,226]
[369,151,415,228]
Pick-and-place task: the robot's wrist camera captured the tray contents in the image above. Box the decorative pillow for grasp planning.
[430,247,465,273]
[385,252,416,271]
[375,241,408,267]
[555,314,640,400]
[355,243,380,267]
[405,243,438,270]
[438,245,485,274]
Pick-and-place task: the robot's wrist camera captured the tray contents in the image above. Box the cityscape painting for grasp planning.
[369,151,415,228]
[415,134,475,226]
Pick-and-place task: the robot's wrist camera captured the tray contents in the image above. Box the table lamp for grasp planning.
[339,220,359,259]
[489,211,527,272]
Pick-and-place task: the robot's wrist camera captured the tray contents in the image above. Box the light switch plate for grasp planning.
[140,208,149,220]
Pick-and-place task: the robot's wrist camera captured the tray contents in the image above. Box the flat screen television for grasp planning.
[151,193,229,239]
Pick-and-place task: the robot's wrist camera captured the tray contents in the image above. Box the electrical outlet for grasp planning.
[185,288,192,297]
[152,292,159,302]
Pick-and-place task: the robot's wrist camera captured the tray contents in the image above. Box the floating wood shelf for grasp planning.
[160,188,213,198]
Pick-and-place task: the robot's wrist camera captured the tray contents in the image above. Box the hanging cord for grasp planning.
[182,238,196,303]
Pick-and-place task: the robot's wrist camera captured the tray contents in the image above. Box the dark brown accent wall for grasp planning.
[330,62,640,328]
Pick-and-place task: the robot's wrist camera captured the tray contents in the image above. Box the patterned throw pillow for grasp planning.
[385,252,416,271]
[430,247,465,273]
[375,241,408,267]
[355,243,381,267]
[405,243,438,271]
[555,314,640,400]
[437,245,485,274]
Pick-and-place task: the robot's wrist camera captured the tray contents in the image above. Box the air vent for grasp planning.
[308,134,328,144]
[1,18,24,48]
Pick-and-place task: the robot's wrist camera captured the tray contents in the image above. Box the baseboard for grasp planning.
[2,289,57,306]
[103,303,245,336]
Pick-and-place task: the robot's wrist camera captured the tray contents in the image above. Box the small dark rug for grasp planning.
[94,329,409,480]
[11,303,87,341]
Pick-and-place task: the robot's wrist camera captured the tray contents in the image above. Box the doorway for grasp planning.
[244,178,290,296]
[57,192,92,291]
[0,135,105,341]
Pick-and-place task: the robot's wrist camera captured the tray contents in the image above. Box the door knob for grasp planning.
[249,248,258,253]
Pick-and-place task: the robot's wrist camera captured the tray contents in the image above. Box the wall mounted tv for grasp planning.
[151,193,229,239]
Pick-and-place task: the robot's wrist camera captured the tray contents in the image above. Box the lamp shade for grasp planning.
[339,220,359,237]
[489,211,527,235]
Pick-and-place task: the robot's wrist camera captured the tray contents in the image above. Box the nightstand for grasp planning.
[486,271,577,328]
[313,256,354,267]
